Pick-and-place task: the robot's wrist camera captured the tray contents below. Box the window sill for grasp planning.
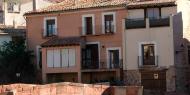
[81,32,115,37]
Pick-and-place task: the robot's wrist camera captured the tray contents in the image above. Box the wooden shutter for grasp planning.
[53,50,61,67]
[62,49,69,67]
[69,49,76,67]
[47,50,54,67]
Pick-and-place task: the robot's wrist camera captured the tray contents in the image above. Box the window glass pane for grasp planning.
[46,19,55,36]
[47,50,54,67]
[147,8,160,19]
[53,50,61,67]
[109,50,119,68]
[62,49,69,67]
[69,49,76,67]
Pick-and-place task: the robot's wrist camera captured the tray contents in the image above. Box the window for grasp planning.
[141,44,156,66]
[47,49,76,68]
[82,15,95,35]
[108,50,120,68]
[102,12,116,34]
[107,47,121,69]
[146,8,160,19]
[7,1,20,13]
[62,49,76,67]
[44,17,57,37]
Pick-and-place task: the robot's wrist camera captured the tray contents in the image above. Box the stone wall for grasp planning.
[0,82,143,95]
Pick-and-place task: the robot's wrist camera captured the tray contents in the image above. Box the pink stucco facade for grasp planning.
[26,7,127,83]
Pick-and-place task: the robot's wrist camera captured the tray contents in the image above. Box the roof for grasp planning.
[127,0,177,9]
[24,0,128,15]
[44,0,66,3]
[24,0,177,15]
[41,37,84,47]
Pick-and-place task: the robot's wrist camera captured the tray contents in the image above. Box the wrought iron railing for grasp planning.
[125,18,146,29]
[82,59,123,70]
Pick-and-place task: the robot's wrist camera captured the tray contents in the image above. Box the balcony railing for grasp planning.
[125,16,171,29]
[125,18,146,29]
[79,25,115,36]
[82,59,123,70]
[149,17,170,27]
[41,28,58,38]
[138,56,158,67]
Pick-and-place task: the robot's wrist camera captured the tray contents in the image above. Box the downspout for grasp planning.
[3,0,5,25]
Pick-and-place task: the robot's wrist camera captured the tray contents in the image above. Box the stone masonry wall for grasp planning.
[0,82,143,95]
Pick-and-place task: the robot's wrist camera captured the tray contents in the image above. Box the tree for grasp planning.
[0,39,36,84]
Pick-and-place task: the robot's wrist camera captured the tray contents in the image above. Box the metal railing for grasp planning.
[41,28,58,38]
[125,18,146,29]
[82,59,123,70]
[138,56,158,67]
[149,17,170,27]
[79,25,115,36]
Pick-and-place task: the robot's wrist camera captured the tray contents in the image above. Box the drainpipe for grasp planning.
[3,0,5,25]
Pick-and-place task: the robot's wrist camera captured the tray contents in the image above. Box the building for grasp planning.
[25,0,127,83]
[123,0,190,93]
[25,0,190,93]
[0,0,57,44]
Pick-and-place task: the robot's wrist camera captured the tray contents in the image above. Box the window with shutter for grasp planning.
[47,50,54,67]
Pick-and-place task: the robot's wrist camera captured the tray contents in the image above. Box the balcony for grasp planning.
[125,16,171,29]
[138,56,159,68]
[79,25,115,37]
[126,19,146,29]
[41,28,58,38]
[149,17,170,27]
[81,59,123,70]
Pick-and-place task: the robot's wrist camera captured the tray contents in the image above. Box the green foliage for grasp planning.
[0,39,36,84]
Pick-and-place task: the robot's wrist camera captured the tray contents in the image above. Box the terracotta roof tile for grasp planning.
[25,0,128,15]
[41,37,84,47]
[25,0,176,15]
[127,0,177,8]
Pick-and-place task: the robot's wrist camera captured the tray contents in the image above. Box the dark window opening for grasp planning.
[142,44,155,65]
[82,44,99,69]
[84,17,93,35]
[104,14,114,33]
[46,19,55,37]
[108,50,119,68]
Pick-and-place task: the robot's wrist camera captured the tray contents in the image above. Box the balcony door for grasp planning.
[108,50,120,68]
[82,43,99,69]
[82,14,95,35]
[141,44,155,65]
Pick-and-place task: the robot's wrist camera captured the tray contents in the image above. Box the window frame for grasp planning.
[43,17,57,37]
[102,12,116,34]
[106,47,121,69]
[138,42,158,67]
[7,1,21,13]
[145,8,161,19]
[82,14,95,35]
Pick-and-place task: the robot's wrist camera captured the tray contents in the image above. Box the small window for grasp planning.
[7,1,20,13]
[146,8,160,19]
[141,44,156,66]
[44,17,57,37]
[102,12,116,34]
[108,49,120,68]
[82,15,94,35]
